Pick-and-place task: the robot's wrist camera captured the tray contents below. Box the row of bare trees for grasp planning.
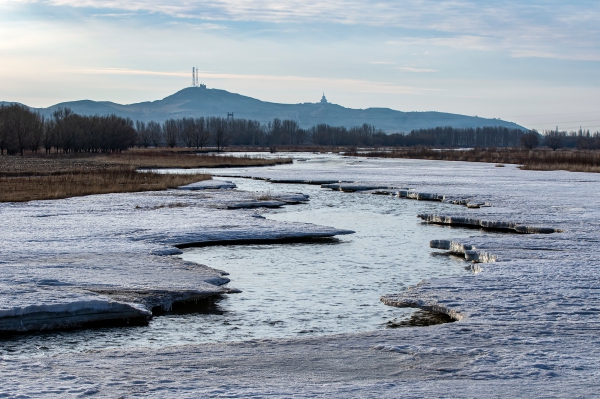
[543,129,600,150]
[137,117,229,150]
[0,104,136,155]
[133,118,532,149]
[9,104,596,154]
[135,117,300,149]
[0,104,45,156]
[134,117,383,148]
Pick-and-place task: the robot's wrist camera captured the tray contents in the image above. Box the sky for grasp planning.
[1,0,599,132]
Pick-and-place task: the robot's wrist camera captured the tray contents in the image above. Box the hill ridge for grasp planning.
[8,88,526,132]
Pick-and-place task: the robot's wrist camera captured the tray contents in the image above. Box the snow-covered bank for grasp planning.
[0,182,352,333]
[1,156,599,397]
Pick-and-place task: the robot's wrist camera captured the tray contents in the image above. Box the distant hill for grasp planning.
[15,88,526,132]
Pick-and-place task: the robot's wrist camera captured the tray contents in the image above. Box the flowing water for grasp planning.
[0,161,487,359]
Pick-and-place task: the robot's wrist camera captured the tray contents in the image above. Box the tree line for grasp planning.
[543,129,600,150]
[0,104,136,155]
[0,105,533,154]
[7,104,598,154]
[134,116,375,148]
[135,119,532,148]
[386,126,530,147]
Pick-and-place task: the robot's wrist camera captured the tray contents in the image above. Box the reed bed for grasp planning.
[520,163,600,173]
[346,147,600,173]
[0,167,210,202]
[97,151,292,169]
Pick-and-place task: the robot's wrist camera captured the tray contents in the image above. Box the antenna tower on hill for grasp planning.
[192,67,203,88]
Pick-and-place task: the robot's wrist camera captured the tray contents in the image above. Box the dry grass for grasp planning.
[346,147,600,173]
[252,189,273,201]
[0,151,292,177]
[0,167,210,202]
[96,150,292,169]
[520,163,600,173]
[0,150,293,202]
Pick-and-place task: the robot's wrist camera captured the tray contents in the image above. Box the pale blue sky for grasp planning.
[1,0,599,131]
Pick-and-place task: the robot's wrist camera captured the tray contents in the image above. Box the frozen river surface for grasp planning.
[1,173,480,357]
[179,178,480,341]
[2,153,599,398]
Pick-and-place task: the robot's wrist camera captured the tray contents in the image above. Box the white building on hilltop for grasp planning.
[320,93,328,104]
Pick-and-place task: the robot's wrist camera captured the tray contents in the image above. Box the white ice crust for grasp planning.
[0,183,351,332]
[177,179,237,190]
[2,156,600,397]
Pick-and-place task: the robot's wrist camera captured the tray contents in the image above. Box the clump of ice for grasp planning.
[419,213,561,233]
[177,179,237,190]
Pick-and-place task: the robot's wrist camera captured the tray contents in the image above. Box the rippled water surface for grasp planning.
[1,160,486,358]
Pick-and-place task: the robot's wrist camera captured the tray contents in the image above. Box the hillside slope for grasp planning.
[24,88,525,132]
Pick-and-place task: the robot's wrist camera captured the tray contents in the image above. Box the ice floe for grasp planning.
[321,182,404,192]
[177,179,237,190]
[418,213,562,233]
[0,185,351,333]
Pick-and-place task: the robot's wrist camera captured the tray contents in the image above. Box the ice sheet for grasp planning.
[0,182,351,332]
[1,156,599,397]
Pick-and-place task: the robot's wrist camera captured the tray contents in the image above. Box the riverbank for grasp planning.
[344,147,600,173]
[0,167,210,202]
[0,150,292,202]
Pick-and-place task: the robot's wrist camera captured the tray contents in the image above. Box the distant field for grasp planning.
[100,149,293,169]
[345,147,600,173]
[0,167,210,203]
[0,150,292,202]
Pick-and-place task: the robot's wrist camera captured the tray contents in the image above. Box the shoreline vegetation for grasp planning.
[0,167,210,203]
[342,147,600,173]
[0,150,292,202]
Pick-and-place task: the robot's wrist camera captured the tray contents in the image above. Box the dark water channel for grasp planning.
[0,177,485,359]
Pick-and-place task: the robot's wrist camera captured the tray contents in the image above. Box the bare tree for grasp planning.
[147,121,162,147]
[42,119,57,154]
[52,107,75,153]
[520,131,539,150]
[214,125,229,150]
[250,121,265,146]
[544,131,563,151]
[163,119,180,148]
[2,104,43,156]
[135,121,152,148]
[179,118,196,148]
[0,105,9,155]
[208,117,229,150]
[192,117,210,148]
[268,118,283,145]
[28,114,44,153]
[281,119,299,145]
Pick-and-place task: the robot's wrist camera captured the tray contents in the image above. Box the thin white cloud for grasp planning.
[387,35,494,52]
[396,67,438,73]
[74,68,188,77]
[510,49,600,62]
[72,67,440,95]
[5,0,600,60]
